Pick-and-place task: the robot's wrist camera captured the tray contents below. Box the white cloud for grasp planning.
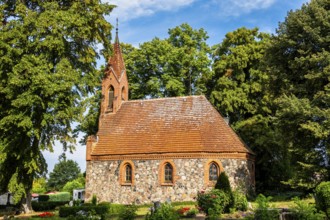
[104,0,196,21]
[212,0,276,17]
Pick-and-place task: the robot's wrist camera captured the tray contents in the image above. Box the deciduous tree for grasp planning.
[32,178,47,194]
[0,0,114,212]
[62,174,85,196]
[47,159,81,191]
[123,23,212,99]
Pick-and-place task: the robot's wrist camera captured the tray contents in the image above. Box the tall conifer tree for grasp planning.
[265,0,330,190]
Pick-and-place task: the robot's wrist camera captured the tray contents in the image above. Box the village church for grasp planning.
[85,29,255,204]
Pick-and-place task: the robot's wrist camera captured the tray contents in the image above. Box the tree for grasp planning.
[62,175,85,196]
[210,27,270,123]
[208,28,291,191]
[123,39,174,99]
[47,159,81,191]
[0,0,114,212]
[265,0,330,190]
[123,23,212,99]
[32,177,47,194]
[167,23,211,96]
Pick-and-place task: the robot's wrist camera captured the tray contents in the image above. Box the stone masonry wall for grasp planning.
[85,158,254,204]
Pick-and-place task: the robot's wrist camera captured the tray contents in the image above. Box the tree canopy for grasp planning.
[265,0,330,190]
[123,23,212,99]
[207,27,290,191]
[32,177,47,194]
[47,159,81,191]
[209,27,271,123]
[0,0,114,211]
[62,174,85,196]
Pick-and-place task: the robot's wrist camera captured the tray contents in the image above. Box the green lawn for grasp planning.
[136,201,197,216]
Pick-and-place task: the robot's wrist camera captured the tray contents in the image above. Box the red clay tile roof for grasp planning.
[92,95,253,156]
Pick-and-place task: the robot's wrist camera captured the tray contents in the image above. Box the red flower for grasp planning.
[178,207,191,215]
[38,212,54,218]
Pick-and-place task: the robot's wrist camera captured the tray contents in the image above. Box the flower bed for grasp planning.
[38,212,55,218]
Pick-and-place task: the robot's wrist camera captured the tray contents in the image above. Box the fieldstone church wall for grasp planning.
[85,158,254,204]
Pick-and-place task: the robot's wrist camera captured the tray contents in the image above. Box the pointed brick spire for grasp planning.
[100,18,129,117]
[108,18,125,79]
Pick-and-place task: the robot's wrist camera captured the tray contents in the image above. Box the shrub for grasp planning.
[59,204,109,219]
[118,204,138,220]
[32,201,69,211]
[62,179,84,197]
[98,203,124,215]
[38,194,50,202]
[38,192,70,202]
[67,210,101,220]
[187,208,198,218]
[254,194,279,220]
[214,172,233,212]
[197,189,230,217]
[215,172,231,193]
[97,202,110,208]
[0,206,18,217]
[177,207,198,218]
[232,190,248,211]
[315,181,330,218]
[73,199,83,206]
[290,197,325,220]
[92,194,98,205]
[145,203,180,220]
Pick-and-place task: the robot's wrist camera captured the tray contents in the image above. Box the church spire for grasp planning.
[107,18,125,79]
[100,19,129,117]
[115,18,119,44]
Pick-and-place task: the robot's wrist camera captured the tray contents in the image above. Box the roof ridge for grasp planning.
[125,95,206,103]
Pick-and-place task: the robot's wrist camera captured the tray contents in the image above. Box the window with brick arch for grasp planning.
[164,163,173,183]
[121,86,126,101]
[209,162,219,181]
[125,164,132,183]
[108,85,114,111]
[119,160,135,185]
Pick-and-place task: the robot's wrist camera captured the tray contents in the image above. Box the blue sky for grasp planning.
[43,0,309,174]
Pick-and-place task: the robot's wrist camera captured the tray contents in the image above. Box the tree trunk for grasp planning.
[22,191,32,214]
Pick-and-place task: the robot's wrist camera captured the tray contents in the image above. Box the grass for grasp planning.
[136,202,197,216]
[250,194,315,209]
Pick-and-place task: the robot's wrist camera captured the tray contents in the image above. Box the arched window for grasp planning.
[159,160,176,185]
[119,160,135,185]
[121,86,125,101]
[108,85,114,111]
[125,164,132,183]
[204,160,223,186]
[164,163,173,183]
[209,162,219,181]
[108,86,114,109]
